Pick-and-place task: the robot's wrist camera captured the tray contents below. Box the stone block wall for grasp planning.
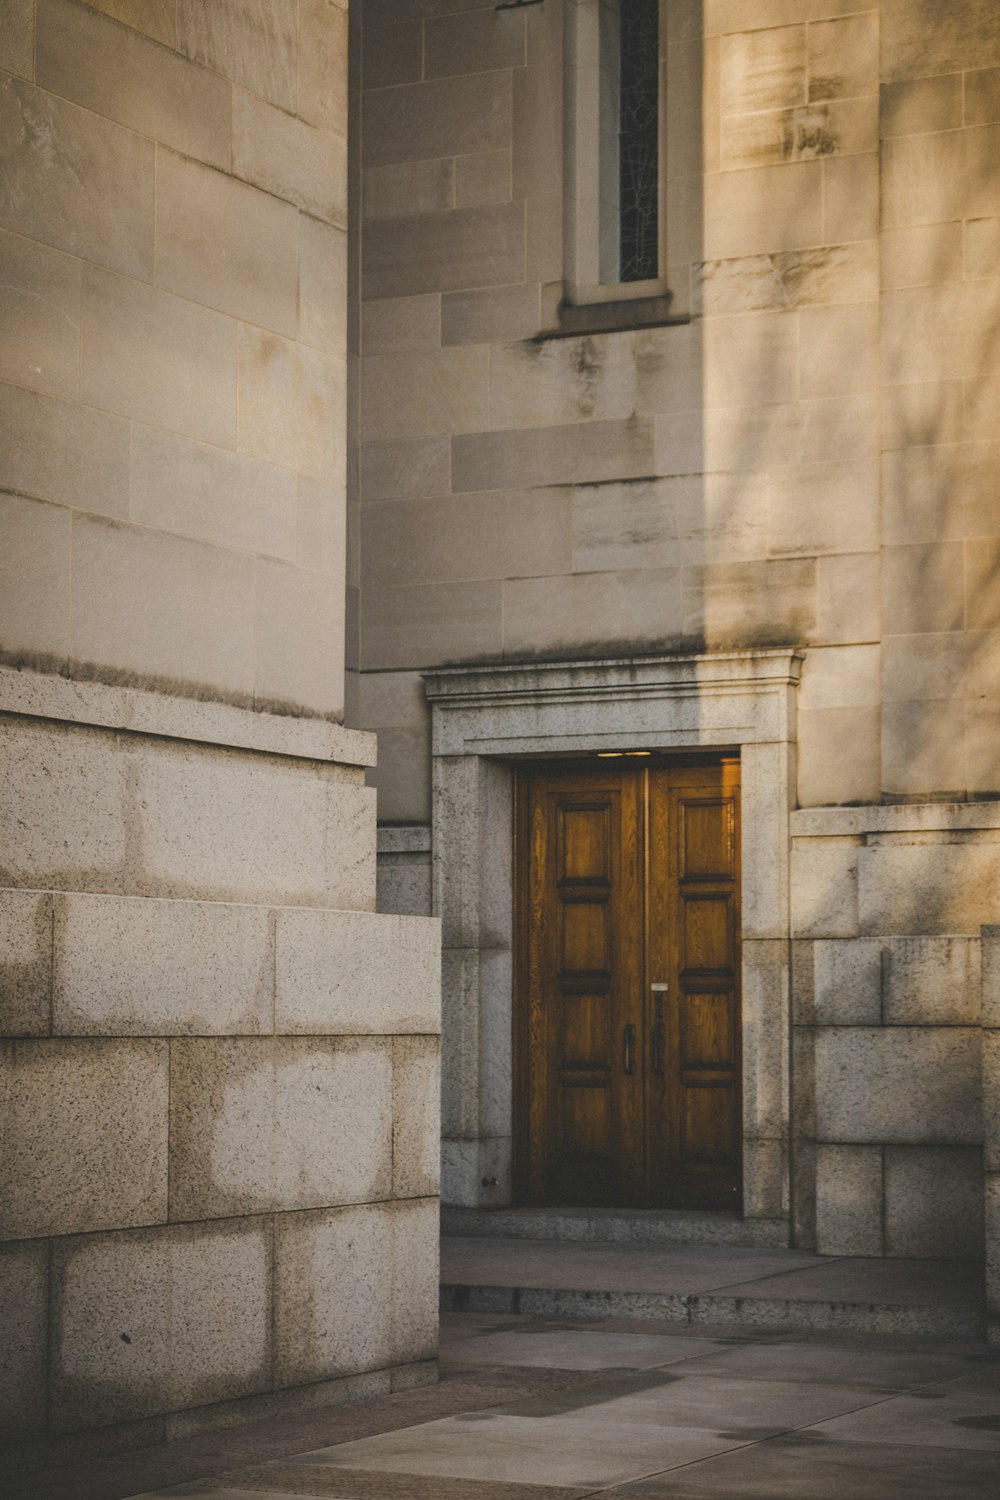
[1,0,347,717]
[790,803,993,1262]
[0,671,441,1468]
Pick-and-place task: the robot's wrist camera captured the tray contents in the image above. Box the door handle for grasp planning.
[623,1023,636,1075]
[651,1022,665,1075]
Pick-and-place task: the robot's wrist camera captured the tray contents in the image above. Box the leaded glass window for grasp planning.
[618,0,659,282]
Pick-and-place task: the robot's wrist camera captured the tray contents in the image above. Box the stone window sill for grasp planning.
[543,294,688,339]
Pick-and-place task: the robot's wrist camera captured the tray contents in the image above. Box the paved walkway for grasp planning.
[441,1236,986,1337]
[14,1307,1000,1500]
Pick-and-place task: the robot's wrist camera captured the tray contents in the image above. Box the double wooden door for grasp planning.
[515,757,741,1211]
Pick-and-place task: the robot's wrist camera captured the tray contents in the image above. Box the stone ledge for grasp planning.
[0,667,377,767]
[378,825,432,854]
[792,801,1000,838]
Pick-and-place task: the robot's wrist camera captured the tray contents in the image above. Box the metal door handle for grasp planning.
[651,1022,665,1075]
[623,1023,636,1075]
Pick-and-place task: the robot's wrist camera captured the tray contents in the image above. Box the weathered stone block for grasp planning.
[456,147,512,208]
[299,216,347,357]
[815,1027,982,1144]
[176,0,296,112]
[0,383,130,521]
[53,892,272,1036]
[424,7,524,79]
[0,718,130,894]
[0,490,71,666]
[0,1239,47,1436]
[169,1037,392,1219]
[238,325,344,480]
[298,0,349,135]
[0,226,81,401]
[37,0,230,170]
[812,939,881,1026]
[823,152,878,243]
[361,347,489,443]
[741,940,789,1141]
[394,1036,441,1199]
[881,700,965,801]
[131,424,298,563]
[491,334,636,431]
[704,161,823,259]
[50,1218,270,1430]
[983,1029,1000,1171]
[85,0,175,45]
[361,436,451,502]
[363,491,571,591]
[378,850,433,917]
[0,888,52,1037]
[389,1197,438,1365]
[363,158,454,221]
[364,71,510,167]
[880,74,962,138]
[0,1038,167,1239]
[71,516,256,704]
[275,907,439,1034]
[363,201,524,300]
[684,558,817,651]
[255,557,345,716]
[82,264,236,448]
[884,1146,984,1259]
[274,1202,392,1383]
[0,73,154,279]
[233,88,346,225]
[362,579,503,671]
[982,927,1000,1029]
[505,568,683,660]
[882,0,1000,82]
[859,843,1000,936]
[881,936,980,1025]
[454,417,654,493]
[742,1137,787,1221]
[155,149,297,336]
[815,1143,883,1256]
[133,747,374,909]
[721,24,806,115]
[790,839,859,939]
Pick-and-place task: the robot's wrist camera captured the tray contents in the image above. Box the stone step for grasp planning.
[440,1235,986,1339]
[441,1205,790,1248]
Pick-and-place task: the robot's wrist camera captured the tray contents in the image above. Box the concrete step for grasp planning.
[440,1235,987,1339]
[441,1204,789,1247]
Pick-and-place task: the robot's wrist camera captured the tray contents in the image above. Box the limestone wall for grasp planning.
[1,0,347,717]
[351,0,1000,815]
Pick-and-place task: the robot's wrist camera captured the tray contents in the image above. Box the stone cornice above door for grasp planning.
[423,649,804,758]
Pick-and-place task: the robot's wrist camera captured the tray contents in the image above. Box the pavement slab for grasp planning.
[9,1286,1000,1500]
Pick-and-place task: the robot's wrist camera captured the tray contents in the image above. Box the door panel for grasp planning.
[518,768,645,1206]
[516,756,741,1211]
[648,761,742,1209]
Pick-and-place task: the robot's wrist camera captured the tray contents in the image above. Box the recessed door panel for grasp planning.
[516,757,741,1211]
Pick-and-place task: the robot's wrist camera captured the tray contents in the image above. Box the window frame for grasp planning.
[563,0,670,313]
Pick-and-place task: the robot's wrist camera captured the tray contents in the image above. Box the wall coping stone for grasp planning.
[792,803,1000,838]
[378,826,432,854]
[0,667,377,767]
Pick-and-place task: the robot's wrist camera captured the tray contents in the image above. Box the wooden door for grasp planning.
[515,757,741,1210]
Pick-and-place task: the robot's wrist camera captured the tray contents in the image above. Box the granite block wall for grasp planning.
[790,803,992,1263]
[0,674,441,1470]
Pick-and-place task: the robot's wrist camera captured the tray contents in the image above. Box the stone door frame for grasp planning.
[424,649,802,1226]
